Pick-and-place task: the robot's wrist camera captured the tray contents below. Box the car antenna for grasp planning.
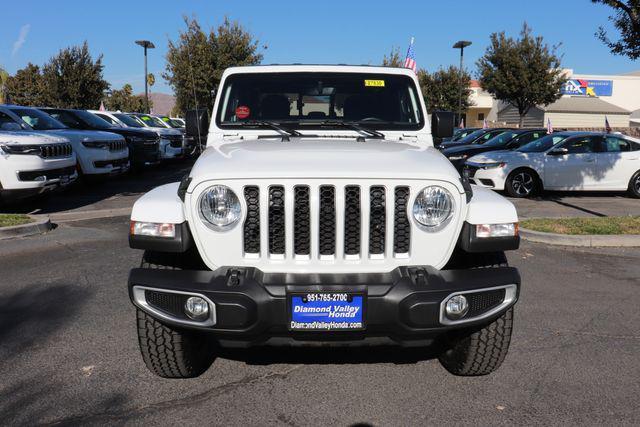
[186,43,202,155]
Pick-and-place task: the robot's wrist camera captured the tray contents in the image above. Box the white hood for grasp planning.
[190,138,463,188]
[0,130,70,145]
[46,129,125,143]
[468,150,541,164]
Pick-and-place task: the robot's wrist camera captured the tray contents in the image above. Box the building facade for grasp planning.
[469,69,640,128]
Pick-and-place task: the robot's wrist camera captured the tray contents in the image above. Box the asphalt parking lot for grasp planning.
[1,167,639,425]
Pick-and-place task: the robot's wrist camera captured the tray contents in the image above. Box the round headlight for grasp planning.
[199,185,241,230]
[413,186,454,229]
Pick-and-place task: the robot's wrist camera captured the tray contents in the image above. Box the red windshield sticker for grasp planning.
[236,106,250,119]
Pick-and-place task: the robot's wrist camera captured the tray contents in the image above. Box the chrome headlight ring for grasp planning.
[198,185,242,231]
[412,185,455,232]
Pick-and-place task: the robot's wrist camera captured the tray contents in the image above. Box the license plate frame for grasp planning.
[288,292,366,331]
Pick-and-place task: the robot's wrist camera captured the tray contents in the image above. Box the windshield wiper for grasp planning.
[238,120,302,141]
[319,120,385,141]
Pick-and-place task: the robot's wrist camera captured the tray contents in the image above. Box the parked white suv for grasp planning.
[1,106,129,177]
[0,130,77,202]
[127,65,522,379]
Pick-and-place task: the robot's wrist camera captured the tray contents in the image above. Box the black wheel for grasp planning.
[438,308,514,376]
[505,169,539,198]
[628,171,640,198]
[438,251,514,376]
[136,250,215,378]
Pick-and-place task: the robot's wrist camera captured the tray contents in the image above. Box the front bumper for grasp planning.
[128,265,520,346]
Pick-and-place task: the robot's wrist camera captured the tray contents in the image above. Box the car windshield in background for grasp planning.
[518,134,569,153]
[74,110,113,128]
[138,115,167,128]
[8,107,68,130]
[216,72,424,130]
[483,131,519,147]
[160,116,183,128]
[114,113,144,128]
[456,129,487,144]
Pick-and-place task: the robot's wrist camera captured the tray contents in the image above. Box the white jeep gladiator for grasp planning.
[128,65,521,378]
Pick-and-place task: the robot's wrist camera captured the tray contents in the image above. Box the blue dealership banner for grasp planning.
[561,79,613,97]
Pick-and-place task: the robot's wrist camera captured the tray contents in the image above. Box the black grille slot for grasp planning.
[466,289,506,318]
[40,143,72,158]
[344,186,361,255]
[393,186,411,254]
[369,186,386,255]
[294,186,310,255]
[244,186,260,253]
[319,186,336,255]
[145,290,188,319]
[268,186,285,255]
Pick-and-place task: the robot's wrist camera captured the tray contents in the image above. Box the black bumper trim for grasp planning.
[128,265,520,345]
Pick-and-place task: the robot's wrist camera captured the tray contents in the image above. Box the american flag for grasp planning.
[547,117,553,134]
[404,37,417,72]
[482,118,489,129]
[459,117,464,128]
[605,116,612,133]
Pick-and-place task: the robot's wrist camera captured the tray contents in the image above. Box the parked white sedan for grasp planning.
[465,131,640,198]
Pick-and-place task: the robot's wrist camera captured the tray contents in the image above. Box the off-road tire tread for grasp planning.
[439,308,513,376]
[136,250,215,378]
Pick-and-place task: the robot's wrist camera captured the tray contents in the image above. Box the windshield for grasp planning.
[160,116,184,128]
[518,134,569,153]
[114,113,144,128]
[216,72,424,130]
[137,114,169,128]
[456,129,487,144]
[483,131,519,147]
[74,110,114,128]
[8,107,67,130]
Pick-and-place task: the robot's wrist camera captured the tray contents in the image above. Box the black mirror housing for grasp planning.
[185,109,209,138]
[431,111,455,139]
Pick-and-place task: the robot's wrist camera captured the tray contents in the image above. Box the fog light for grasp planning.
[445,295,469,319]
[184,296,209,321]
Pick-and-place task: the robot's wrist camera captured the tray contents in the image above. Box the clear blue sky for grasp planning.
[1,0,638,95]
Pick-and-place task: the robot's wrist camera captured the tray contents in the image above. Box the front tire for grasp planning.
[628,171,640,198]
[505,169,539,198]
[136,250,215,378]
[439,250,514,376]
[438,308,514,376]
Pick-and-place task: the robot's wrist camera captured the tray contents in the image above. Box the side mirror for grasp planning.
[431,111,455,142]
[548,148,568,156]
[185,109,209,138]
[1,122,22,131]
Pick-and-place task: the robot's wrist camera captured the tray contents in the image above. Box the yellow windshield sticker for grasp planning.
[364,79,385,87]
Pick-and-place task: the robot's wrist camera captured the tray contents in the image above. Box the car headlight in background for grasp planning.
[82,140,110,149]
[199,185,241,230]
[479,162,506,169]
[412,186,454,230]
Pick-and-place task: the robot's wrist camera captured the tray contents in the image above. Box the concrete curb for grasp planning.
[42,207,132,223]
[520,227,640,247]
[0,216,53,240]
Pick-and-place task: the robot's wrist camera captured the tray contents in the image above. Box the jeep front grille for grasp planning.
[243,184,411,259]
[40,143,73,158]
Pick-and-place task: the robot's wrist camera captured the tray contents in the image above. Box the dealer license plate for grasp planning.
[289,293,365,331]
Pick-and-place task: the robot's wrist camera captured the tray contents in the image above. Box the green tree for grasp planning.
[419,66,473,114]
[4,63,46,106]
[477,23,566,127]
[0,66,9,104]
[41,42,109,109]
[104,84,149,112]
[164,17,264,115]
[592,0,640,59]
[382,47,403,67]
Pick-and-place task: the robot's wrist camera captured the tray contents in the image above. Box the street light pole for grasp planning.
[453,40,472,127]
[135,40,155,114]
